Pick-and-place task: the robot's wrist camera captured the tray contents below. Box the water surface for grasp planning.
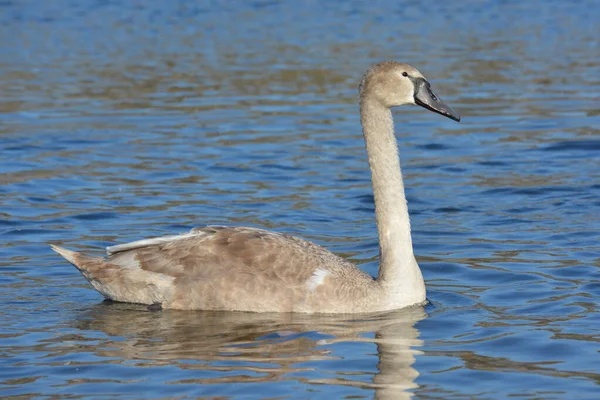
[1,0,599,398]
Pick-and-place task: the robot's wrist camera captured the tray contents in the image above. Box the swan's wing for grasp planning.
[107,225,339,279]
[103,226,371,311]
[105,231,209,255]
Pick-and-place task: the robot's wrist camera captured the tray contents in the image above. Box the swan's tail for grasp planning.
[50,244,173,306]
[50,245,98,270]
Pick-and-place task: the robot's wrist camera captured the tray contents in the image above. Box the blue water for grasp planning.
[1,0,599,398]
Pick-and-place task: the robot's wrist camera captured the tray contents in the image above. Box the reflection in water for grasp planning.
[58,303,425,398]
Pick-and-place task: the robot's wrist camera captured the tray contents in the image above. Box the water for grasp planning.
[1,0,599,398]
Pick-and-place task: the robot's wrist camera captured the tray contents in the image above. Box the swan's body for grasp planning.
[51,61,460,313]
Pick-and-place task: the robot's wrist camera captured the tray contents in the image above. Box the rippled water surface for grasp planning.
[2,0,599,398]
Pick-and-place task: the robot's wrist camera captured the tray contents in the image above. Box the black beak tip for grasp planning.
[437,105,460,122]
[413,79,461,123]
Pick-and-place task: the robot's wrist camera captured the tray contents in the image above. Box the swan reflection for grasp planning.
[65,302,426,398]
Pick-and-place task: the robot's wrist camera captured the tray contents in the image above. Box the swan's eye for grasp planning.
[402,72,408,77]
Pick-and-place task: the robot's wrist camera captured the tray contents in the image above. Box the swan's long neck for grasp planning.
[360,98,425,303]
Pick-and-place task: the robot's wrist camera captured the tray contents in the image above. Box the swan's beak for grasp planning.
[414,78,461,122]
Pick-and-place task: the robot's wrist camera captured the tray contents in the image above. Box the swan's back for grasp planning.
[52,226,379,313]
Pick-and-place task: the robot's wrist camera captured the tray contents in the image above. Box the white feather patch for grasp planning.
[106,230,209,255]
[307,269,331,292]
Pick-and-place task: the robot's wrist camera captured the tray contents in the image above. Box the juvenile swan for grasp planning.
[51,61,460,313]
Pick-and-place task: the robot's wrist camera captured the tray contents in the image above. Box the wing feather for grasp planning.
[102,225,375,311]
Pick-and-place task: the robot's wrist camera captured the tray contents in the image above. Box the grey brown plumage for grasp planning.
[53,226,380,312]
[51,61,460,313]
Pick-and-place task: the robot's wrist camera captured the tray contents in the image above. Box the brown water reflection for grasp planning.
[39,304,426,399]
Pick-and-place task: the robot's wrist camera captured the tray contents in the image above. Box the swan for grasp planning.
[51,61,460,313]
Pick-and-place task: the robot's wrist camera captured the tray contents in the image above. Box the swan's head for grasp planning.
[359,61,460,122]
